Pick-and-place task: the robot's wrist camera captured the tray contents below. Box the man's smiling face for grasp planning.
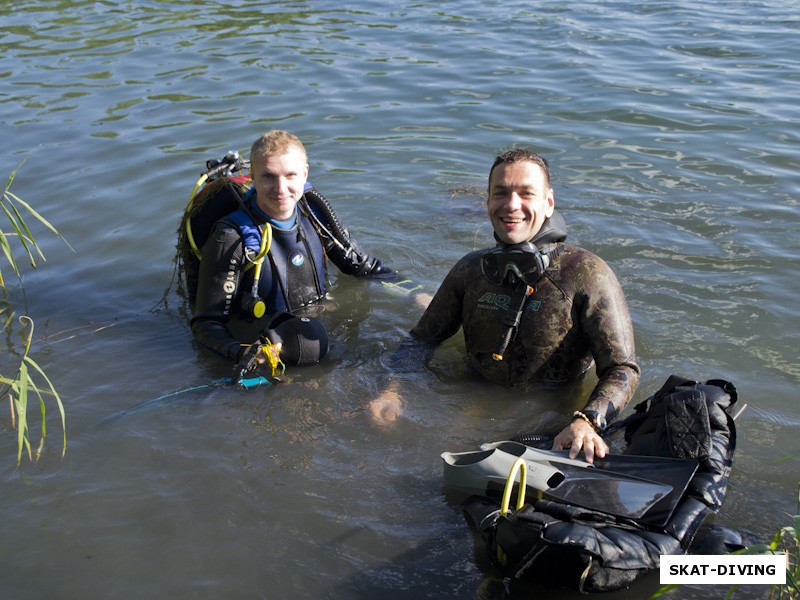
[487,160,554,244]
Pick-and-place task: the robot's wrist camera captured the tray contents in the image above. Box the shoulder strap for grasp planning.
[227,209,262,254]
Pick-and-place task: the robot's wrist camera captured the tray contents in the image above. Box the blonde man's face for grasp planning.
[251,147,309,221]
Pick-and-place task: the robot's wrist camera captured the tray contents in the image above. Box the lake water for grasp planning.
[2,1,798,598]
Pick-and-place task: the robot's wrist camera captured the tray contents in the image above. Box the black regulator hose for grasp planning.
[302,187,352,250]
[301,186,394,279]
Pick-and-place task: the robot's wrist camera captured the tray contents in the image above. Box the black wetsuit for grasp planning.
[191,188,390,361]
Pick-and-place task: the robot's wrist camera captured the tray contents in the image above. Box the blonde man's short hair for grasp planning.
[250,130,307,164]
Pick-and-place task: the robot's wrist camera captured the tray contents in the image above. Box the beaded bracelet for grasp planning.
[572,410,594,430]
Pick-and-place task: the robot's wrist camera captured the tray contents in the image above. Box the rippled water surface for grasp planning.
[2,2,798,599]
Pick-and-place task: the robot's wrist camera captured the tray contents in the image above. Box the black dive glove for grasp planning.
[324,233,396,280]
[363,257,395,279]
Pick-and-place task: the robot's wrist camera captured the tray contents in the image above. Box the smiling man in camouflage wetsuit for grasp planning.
[369,148,640,462]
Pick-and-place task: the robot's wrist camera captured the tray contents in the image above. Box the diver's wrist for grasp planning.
[572,409,607,434]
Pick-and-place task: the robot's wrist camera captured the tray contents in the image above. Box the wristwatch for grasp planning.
[572,409,608,434]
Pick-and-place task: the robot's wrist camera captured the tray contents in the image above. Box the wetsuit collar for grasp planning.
[493,209,568,249]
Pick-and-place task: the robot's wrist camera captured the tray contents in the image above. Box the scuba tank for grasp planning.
[177,150,252,304]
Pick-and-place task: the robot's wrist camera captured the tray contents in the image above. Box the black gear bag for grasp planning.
[461,375,739,593]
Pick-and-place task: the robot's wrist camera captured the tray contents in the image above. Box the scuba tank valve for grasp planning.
[205,150,249,180]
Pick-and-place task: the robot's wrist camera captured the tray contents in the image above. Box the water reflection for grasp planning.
[2,1,799,599]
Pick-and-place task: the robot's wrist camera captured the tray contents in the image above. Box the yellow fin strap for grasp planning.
[500,457,528,516]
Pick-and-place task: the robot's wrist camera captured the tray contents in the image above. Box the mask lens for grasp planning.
[481,252,507,286]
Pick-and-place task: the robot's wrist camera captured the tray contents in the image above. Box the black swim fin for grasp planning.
[443,441,698,524]
[481,441,699,526]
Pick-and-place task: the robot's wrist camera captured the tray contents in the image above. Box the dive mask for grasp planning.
[480,242,554,287]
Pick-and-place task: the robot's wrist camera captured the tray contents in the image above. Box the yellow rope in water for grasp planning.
[262,343,285,379]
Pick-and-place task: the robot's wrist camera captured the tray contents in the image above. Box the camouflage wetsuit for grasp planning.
[393,227,640,420]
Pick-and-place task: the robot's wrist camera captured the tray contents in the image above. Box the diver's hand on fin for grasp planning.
[552,420,608,464]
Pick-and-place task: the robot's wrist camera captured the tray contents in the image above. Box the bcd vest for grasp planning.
[226,207,327,314]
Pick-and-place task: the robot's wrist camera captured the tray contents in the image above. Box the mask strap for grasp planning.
[509,242,563,287]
